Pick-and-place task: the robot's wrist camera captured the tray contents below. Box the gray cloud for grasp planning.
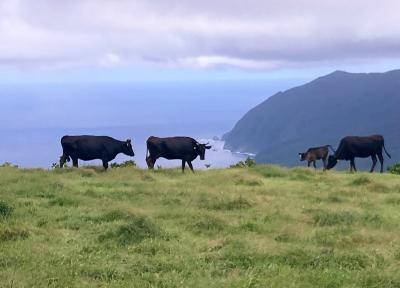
[1,0,400,70]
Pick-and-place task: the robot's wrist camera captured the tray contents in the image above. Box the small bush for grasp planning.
[0,201,13,219]
[388,162,400,175]
[110,160,137,168]
[0,162,18,168]
[230,157,256,168]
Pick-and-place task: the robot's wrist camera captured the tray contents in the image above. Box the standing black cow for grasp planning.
[59,135,135,170]
[299,145,335,170]
[327,135,391,173]
[146,136,211,172]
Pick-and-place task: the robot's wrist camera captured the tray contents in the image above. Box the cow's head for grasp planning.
[299,152,307,161]
[123,139,135,157]
[326,155,338,170]
[195,143,212,160]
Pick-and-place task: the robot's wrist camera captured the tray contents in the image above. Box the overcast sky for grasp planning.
[1,0,400,83]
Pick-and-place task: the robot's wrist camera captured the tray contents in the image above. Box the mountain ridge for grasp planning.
[223,69,400,167]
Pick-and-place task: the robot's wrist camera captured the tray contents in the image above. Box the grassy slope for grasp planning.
[0,166,400,288]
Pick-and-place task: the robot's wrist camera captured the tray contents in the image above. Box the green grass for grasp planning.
[0,165,400,287]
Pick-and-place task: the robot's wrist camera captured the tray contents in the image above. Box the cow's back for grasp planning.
[337,135,384,159]
[61,135,116,160]
[147,136,197,160]
[306,146,329,160]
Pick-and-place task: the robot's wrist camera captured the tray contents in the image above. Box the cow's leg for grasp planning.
[181,160,186,172]
[72,157,78,168]
[370,155,377,173]
[322,158,327,171]
[307,161,311,167]
[187,161,194,173]
[102,160,109,170]
[145,156,152,168]
[146,156,156,169]
[350,158,357,172]
[377,153,384,173]
[59,154,67,168]
[313,161,316,169]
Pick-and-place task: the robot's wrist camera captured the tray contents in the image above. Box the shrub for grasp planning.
[230,157,256,168]
[388,162,400,175]
[110,160,136,168]
[0,201,13,219]
[0,162,18,168]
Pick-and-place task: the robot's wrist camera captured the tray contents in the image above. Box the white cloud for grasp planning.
[98,53,121,67]
[0,0,400,70]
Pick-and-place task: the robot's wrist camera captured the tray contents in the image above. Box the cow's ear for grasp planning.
[205,145,212,149]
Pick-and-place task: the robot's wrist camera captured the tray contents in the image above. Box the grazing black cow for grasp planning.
[59,135,135,170]
[146,136,211,172]
[327,135,391,173]
[299,145,335,170]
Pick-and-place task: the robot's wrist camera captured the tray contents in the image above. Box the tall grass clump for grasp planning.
[311,210,359,226]
[0,226,29,242]
[351,176,372,186]
[99,215,166,245]
[0,200,13,219]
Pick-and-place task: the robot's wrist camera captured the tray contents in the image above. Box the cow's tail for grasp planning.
[383,142,391,159]
[327,145,336,154]
[146,141,150,158]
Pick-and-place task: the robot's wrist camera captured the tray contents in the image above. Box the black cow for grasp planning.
[146,136,211,172]
[59,135,135,170]
[327,135,391,173]
[299,145,335,170]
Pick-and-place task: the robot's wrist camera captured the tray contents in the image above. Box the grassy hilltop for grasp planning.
[1,165,400,287]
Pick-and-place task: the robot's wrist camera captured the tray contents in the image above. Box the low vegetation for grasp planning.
[388,162,400,175]
[0,164,400,287]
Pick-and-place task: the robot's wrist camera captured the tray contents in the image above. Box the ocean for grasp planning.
[0,79,300,168]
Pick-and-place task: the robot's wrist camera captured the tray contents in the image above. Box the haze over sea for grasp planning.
[0,79,301,169]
